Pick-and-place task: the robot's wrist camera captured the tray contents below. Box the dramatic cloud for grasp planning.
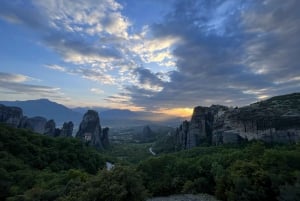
[124,0,300,109]
[0,0,299,112]
[0,0,128,75]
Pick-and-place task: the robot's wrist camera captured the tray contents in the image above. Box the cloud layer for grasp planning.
[0,72,66,100]
[0,0,299,110]
[125,0,300,109]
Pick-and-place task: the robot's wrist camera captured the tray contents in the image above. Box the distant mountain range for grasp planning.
[0,99,184,127]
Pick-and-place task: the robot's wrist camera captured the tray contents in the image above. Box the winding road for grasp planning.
[149,147,156,156]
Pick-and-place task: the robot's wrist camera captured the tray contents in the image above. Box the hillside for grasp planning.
[243,93,300,118]
[0,124,150,201]
[139,142,300,201]
[1,123,300,201]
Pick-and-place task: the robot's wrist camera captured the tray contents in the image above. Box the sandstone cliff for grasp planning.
[176,93,300,149]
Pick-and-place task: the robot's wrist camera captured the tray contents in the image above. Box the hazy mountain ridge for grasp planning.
[0,99,82,126]
[0,99,184,127]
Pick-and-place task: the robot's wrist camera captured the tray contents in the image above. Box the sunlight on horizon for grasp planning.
[156,107,194,118]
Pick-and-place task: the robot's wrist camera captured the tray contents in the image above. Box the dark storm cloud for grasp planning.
[126,0,300,109]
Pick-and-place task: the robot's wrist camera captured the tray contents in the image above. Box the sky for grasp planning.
[0,0,299,117]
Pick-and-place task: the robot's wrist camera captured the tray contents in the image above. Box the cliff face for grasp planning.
[0,104,55,134]
[0,104,23,127]
[76,110,109,149]
[176,93,300,149]
[44,119,56,136]
[138,125,156,142]
[20,116,48,134]
[0,105,109,148]
[60,121,74,137]
[0,104,72,136]
[176,105,228,149]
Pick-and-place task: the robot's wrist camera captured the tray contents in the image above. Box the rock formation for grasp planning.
[44,119,56,136]
[0,105,112,147]
[0,104,58,134]
[175,120,190,149]
[176,105,228,149]
[175,93,300,149]
[0,104,23,127]
[60,121,74,137]
[20,116,48,134]
[139,125,155,142]
[76,110,109,149]
[101,127,110,148]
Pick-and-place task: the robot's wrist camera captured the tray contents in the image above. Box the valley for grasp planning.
[0,93,300,201]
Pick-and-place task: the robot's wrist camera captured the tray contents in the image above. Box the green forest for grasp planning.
[1,124,300,201]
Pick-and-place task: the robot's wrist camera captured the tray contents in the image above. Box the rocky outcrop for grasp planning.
[60,121,74,137]
[0,104,23,127]
[21,116,48,134]
[140,125,154,142]
[175,93,300,149]
[212,110,300,145]
[76,110,109,149]
[101,127,110,148]
[175,120,190,149]
[0,104,57,134]
[176,105,228,149]
[44,119,56,136]
[189,106,216,145]
[0,105,111,145]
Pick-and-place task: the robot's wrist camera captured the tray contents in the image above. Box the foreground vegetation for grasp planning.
[139,143,300,201]
[0,124,149,201]
[1,124,300,201]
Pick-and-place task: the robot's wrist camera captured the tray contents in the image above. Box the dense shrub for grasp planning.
[138,142,300,201]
